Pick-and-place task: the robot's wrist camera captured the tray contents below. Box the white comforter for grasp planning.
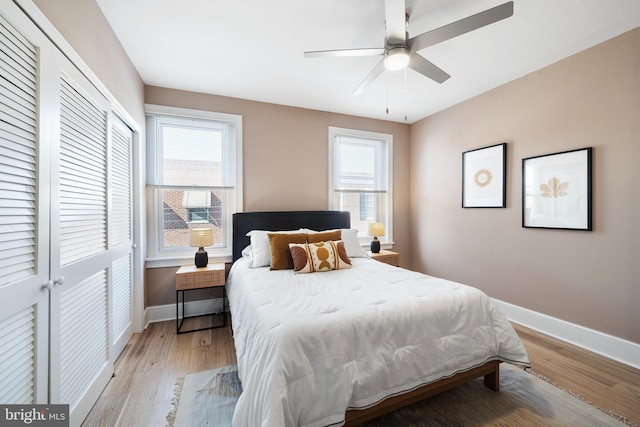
[227,257,530,427]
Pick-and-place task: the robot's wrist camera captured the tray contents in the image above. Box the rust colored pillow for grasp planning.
[289,243,313,273]
[306,230,341,244]
[267,232,307,270]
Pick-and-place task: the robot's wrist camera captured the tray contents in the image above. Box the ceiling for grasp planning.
[96,0,640,124]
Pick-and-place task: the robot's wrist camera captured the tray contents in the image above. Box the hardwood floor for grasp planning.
[82,318,640,426]
[82,316,236,427]
[513,323,640,426]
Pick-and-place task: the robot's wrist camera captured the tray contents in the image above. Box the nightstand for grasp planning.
[175,263,226,334]
[368,249,399,267]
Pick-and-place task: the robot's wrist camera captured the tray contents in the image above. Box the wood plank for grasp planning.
[513,323,640,425]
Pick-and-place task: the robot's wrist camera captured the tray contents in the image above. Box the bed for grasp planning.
[227,210,530,426]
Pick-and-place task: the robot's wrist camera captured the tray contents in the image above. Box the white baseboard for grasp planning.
[144,297,225,329]
[143,296,639,370]
[492,298,640,370]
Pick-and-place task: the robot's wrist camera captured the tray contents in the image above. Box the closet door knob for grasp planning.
[42,280,54,291]
[54,276,65,286]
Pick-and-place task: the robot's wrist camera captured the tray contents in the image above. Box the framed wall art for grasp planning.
[462,143,506,208]
[522,147,592,230]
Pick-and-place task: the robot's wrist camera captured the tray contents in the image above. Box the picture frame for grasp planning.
[522,147,592,230]
[462,143,506,208]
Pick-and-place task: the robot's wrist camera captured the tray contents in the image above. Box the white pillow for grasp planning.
[241,245,252,259]
[339,228,368,258]
[304,228,367,258]
[245,229,304,268]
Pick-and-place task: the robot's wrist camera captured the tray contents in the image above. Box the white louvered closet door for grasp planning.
[0,2,53,405]
[48,54,114,426]
[110,116,134,358]
[1,3,139,425]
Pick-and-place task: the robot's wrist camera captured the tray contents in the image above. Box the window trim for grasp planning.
[145,104,243,267]
[328,126,393,248]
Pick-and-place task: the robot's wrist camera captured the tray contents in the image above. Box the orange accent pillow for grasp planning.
[306,229,341,244]
[267,232,307,270]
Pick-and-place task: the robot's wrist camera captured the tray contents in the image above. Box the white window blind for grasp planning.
[332,135,388,193]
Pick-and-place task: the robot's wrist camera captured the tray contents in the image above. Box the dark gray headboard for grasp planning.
[232,211,351,262]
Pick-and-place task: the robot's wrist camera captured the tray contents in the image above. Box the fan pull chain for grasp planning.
[404,69,408,121]
[385,73,389,115]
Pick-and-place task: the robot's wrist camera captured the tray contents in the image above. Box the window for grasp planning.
[328,127,392,246]
[146,105,242,263]
[187,208,208,223]
[359,193,376,221]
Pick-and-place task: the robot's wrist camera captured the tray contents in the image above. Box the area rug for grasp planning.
[167,364,631,426]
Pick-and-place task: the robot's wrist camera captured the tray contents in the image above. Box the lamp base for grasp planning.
[194,248,209,268]
[370,237,380,254]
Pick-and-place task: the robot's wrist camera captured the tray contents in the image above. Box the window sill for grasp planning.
[361,242,394,250]
[145,254,232,269]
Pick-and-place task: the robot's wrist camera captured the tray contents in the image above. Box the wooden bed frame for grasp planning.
[344,361,500,425]
[232,210,501,425]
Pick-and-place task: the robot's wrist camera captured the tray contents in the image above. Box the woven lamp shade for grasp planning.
[190,228,213,248]
[368,222,385,237]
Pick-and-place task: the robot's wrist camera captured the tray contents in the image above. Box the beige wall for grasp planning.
[410,28,640,344]
[33,0,145,126]
[145,87,412,307]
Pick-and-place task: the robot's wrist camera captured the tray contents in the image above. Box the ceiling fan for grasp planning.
[304,0,514,95]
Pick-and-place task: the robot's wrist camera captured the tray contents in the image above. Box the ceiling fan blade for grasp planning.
[408,54,450,84]
[304,48,385,58]
[353,58,386,96]
[409,1,513,53]
[384,0,407,45]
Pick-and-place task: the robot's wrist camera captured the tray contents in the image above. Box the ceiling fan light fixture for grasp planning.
[384,47,410,71]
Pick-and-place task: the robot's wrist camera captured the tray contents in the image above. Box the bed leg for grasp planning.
[483,363,500,391]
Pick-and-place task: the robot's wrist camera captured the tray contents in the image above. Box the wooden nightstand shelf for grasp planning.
[175,263,226,334]
[368,249,400,267]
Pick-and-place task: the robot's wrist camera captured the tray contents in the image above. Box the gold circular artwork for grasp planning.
[474,169,493,187]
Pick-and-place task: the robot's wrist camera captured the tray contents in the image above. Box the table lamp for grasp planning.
[190,228,213,267]
[368,222,384,254]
